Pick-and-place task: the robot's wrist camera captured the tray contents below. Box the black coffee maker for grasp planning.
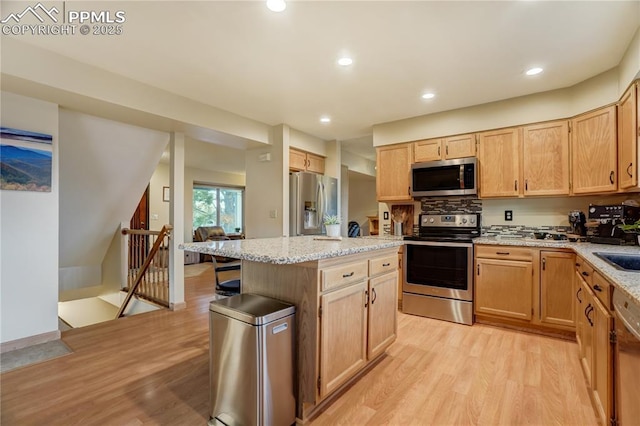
[568,210,586,236]
[587,204,640,245]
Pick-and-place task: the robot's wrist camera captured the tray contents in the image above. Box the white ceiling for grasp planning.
[7,1,640,152]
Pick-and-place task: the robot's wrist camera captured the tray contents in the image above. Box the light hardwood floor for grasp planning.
[1,266,597,425]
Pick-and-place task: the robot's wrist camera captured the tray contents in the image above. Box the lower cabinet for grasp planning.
[474,246,575,332]
[574,256,614,425]
[319,269,397,399]
[475,257,533,320]
[319,281,368,398]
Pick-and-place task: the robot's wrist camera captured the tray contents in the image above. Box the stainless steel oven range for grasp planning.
[403,213,481,325]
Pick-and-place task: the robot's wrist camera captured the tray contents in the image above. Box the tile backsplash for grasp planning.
[420,197,482,214]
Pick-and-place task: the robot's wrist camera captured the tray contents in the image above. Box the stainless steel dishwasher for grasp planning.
[613,288,640,426]
[209,293,296,426]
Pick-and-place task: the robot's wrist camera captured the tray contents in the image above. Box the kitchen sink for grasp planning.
[594,252,640,272]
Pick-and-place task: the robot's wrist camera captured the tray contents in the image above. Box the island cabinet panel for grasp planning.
[617,82,638,190]
[522,120,570,196]
[240,247,399,422]
[475,258,533,320]
[574,271,587,357]
[477,127,521,197]
[367,273,398,360]
[376,143,412,201]
[592,294,614,424]
[570,105,617,194]
[539,251,575,328]
[319,281,368,399]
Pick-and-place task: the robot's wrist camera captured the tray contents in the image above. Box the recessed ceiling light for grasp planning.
[421,93,436,100]
[320,116,331,124]
[266,0,286,12]
[338,57,353,66]
[526,67,543,76]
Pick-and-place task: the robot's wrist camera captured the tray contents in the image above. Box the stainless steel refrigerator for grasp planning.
[290,172,338,236]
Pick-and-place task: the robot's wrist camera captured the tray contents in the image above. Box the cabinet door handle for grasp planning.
[342,272,354,278]
[477,264,480,275]
[364,290,369,308]
[525,179,528,191]
[446,145,449,156]
[593,284,603,292]
[496,252,510,255]
[542,258,546,271]
[582,271,589,277]
[627,162,633,178]
[576,287,583,303]
[586,305,594,326]
[371,288,377,304]
[438,146,441,156]
[514,180,518,191]
[382,263,390,267]
[609,171,615,184]
[575,262,581,267]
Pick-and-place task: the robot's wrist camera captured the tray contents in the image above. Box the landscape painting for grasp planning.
[0,127,53,192]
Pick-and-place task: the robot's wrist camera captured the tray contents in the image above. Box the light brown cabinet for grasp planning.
[319,280,368,398]
[414,134,476,162]
[617,82,638,190]
[522,120,570,196]
[574,255,614,426]
[475,246,576,333]
[241,247,399,422]
[570,105,618,194]
[539,251,575,328]
[289,148,325,174]
[376,143,412,201]
[475,256,533,321]
[477,127,521,197]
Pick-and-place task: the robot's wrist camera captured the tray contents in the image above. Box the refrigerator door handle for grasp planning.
[317,181,325,229]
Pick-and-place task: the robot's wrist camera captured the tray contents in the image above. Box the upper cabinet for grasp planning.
[617,82,638,190]
[570,105,617,194]
[443,133,476,159]
[478,127,521,197]
[376,143,412,201]
[289,148,325,174]
[413,134,475,163]
[522,120,570,196]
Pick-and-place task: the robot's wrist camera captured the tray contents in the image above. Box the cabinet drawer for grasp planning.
[321,261,368,292]
[575,256,593,286]
[369,254,398,277]
[475,246,533,261]
[591,271,612,311]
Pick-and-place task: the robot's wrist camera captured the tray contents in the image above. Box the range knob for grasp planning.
[589,207,596,213]
[470,217,476,224]
[462,218,468,224]
[429,218,435,223]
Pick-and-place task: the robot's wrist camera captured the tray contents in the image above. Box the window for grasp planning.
[193,184,244,233]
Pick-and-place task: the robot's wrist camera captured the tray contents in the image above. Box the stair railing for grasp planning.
[117,224,173,318]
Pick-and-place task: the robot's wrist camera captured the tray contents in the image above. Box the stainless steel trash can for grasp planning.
[209,293,296,426]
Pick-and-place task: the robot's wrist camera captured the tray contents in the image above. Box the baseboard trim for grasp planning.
[170,301,187,311]
[1,330,61,354]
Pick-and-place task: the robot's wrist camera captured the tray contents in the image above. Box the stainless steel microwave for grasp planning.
[411,157,478,197]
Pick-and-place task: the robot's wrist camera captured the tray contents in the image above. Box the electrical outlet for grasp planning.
[151,213,159,220]
[383,212,389,220]
[505,210,513,221]
[269,209,278,219]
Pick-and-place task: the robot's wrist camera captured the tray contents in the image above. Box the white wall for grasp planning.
[348,173,378,234]
[342,150,376,177]
[245,125,287,238]
[289,128,327,156]
[373,68,620,146]
[619,27,640,93]
[483,195,640,228]
[1,92,59,344]
[58,110,169,292]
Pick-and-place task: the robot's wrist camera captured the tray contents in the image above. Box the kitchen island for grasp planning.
[180,236,404,422]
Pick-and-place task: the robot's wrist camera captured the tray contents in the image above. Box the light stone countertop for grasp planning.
[474,236,640,307]
[179,235,404,265]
